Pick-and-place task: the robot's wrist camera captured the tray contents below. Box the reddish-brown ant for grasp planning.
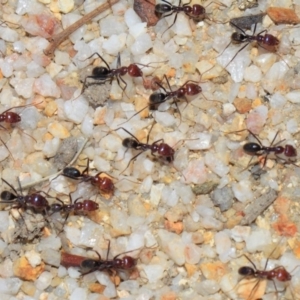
[115,124,175,174]
[220,22,280,69]
[0,178,50,213]
[62,159,115,195]
[154,0,226,34]
[49,194,99,232]
[82,52,144,95]
[120,75,202,124]
[237,254,292,299]
[0,102,39,160]
[79,241,137,276]
[60,242,137,276]
[242,130,298,168]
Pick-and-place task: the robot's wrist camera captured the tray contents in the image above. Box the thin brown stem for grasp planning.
[44,0,120,56]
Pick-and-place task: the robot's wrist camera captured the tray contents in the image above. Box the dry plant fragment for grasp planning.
[44,0,120,56]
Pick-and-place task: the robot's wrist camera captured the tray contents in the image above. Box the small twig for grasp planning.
[44,0,120,57]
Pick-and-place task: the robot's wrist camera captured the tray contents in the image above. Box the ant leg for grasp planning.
[120,151,144,175]
[146,120,156,144]
[2,178,19,196]
[0,137,15,161]
[247,130,264,147]
[116,127,140,143]
[82,158,90,176]
[117,74,129,98]
[83,52,110,69]
[117,105,150,126]
[116,52,121,69]
[161,0,174,5]
[242,254,258,271]
[224,42,250,69]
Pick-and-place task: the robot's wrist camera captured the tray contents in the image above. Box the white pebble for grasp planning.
[33,74,61,97]
[0,26,18,42]
[244,65,262,82]
[150,184,164,206]
[102,33,126,55]
[286,90,300,104]
[35,272,53,291]
[214,231,234,263]
[172,14,192,36]
[129,22,147,39]
[286,119,298,134]
[222,103,236,116]
[70,287,88,300]
[25,250,41,267]
[184,243,202,264]
[245,229,272,253]
[232,180,254,202]
[10,78,35,98]
[130,33,153,56]
[230,226,251,243]
[185,132,212,150]
[58,0,74,13]
[205,152,229,177]
[81,114,94,137]
[95,272,117,298]
[269,92,286,108]
[68,267,81,279]
[153,111,176,127]
[36,235,62,251]
[0,278,22,295]
[142,265,165,283]
[64,96,89,124]
[124,8,142,27]
[182,159,208,184]
[62,14,86,44]
[93,156,111,173]
[140,175,153,193]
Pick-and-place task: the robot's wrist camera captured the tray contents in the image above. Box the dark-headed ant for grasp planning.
[243,130,297,168]
[237,254,292,299]
[62,159,114,195]
[60,241,137,277]
[49,194,99,231]
[82,52,144,95]
[115,124,175,174]
[0,178,50,213]
[80,241,137,276]
[0,102,39,160]
[220,22,280,68]
[155,0,226,34]
[120,75,202,125]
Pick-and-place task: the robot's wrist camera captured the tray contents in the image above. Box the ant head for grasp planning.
[232,32,248,44]
[122,138,139,149]
[243,142,262,155]
[238,266,255,276]
[92,66,110,77]
[1,190,16,201]
[63,167,81,179]
[115,256,137,269]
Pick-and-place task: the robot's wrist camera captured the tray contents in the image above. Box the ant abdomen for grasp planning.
[1,191,15,201]
[122,138,139,149]
[238,266,255,276]
[243,142,261,154]
[63,167,81,178]
[232,32,247,44]
[92,66,110,78]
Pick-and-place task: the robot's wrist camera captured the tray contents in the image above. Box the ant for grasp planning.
[0,178,50,213]
[62,159,115,195]
[242,130,297,168]
[220,22,280,68]
[0,102,39,159]
[237,254,292,299]
[121,75,202,124]
[49,194,99,232]
[115,124,175,174]
[82,52,144,95]
[154,0,225,34]
[80,240,137,276]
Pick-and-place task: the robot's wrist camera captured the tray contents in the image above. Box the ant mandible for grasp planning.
[115,123,175,174]
[220,22,280,68]
[82,52,143,95]
[62,159,115,195]
[243,130,297,168]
